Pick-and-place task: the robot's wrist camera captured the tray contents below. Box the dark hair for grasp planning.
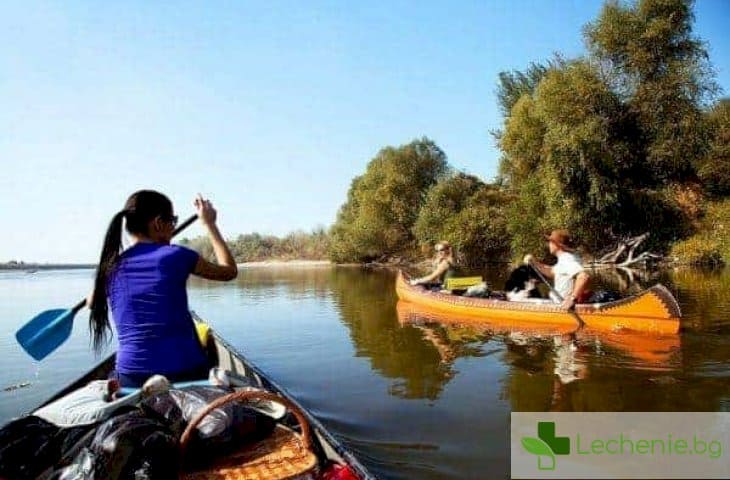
[89,190,173,352]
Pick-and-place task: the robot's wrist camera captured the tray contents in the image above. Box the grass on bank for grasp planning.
[670,199,730,266]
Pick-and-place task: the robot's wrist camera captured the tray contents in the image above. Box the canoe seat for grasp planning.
[181,390,317,480]
[444,276,483,291]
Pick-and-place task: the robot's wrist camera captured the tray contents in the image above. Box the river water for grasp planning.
[1,266,728,479]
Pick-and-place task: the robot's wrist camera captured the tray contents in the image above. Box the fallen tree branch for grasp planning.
[591,232,658,267]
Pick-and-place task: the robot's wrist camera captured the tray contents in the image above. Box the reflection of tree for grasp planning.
[189,266,333,301]
[192,265,730,412]
[338,266,729,411]
[328,267,460,400]
[668,269,730,411]
[671,268,730,333]
[409,323,489,365]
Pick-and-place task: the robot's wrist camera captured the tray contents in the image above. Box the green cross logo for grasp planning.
[521,421,570,470]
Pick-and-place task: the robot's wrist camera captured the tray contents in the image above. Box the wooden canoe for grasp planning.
[28,314,376,480]
[396,270,681,334]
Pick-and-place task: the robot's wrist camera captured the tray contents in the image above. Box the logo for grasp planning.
[521,421,571,470]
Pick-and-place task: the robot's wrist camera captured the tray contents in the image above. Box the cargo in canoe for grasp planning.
[7,313,375,480]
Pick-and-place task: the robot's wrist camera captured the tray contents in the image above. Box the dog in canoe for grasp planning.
[504,265,543,301]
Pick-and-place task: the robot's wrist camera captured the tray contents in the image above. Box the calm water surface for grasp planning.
[1,266,729,479]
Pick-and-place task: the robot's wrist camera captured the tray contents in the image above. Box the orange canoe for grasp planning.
[395,270,681,334]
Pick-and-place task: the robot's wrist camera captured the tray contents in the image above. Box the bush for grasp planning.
[414,173,512,267]
[669,198,730,266]
[702,198,730,261]
[328,138,449,263]
[670,237,724,267]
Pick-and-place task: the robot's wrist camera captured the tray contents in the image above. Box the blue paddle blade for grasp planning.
[16,308,76,361]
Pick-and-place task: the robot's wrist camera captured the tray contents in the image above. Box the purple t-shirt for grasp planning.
[108,243,207,376]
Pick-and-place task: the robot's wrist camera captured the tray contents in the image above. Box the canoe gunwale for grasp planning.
[208,326,376,479]
[25,324,376,480]
[396,270,681,333]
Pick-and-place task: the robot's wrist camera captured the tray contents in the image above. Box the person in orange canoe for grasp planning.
[409,241,459,287]
[523,229,591,310]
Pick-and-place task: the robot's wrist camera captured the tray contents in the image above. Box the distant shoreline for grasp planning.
[0,264,96,271]
[237,260,332,268]
[0,260,334,271]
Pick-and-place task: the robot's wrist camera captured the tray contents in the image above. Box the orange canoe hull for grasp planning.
[395,271,681,334]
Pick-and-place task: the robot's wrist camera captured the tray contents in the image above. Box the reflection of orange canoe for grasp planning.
[578,328,680,366]
[396,301,681,366]
[396,300,576,336]
[396,270,681,334]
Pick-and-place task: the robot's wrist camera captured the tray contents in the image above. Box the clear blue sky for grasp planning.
[1,0,728,262]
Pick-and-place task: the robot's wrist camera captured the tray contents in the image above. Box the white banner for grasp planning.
[511,412,730,479]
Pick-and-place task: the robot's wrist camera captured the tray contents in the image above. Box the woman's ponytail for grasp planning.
[89,210,126,353]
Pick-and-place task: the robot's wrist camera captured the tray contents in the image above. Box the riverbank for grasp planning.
[237,259,332,268]
[0,263,95,271]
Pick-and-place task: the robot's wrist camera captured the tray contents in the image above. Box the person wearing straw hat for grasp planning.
[523,229,590,310]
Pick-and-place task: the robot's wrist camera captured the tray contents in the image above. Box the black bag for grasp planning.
[142,386,276,457]
[51,409,178,480]
[0,415,94,480]
[588,289,622,303]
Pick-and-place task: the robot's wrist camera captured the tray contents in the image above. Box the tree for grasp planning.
[328,138,449,262]
[496,62,552,118]
[414,173,512,267]
[585,0,717,184]
[698,98,730,197]
[497,0,719,255]
[500,60,640,252]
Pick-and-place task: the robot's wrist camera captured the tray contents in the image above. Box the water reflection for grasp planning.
[327,268,454,400]
[3,265,729,478]
[395,292,730,412]
[190,265,334,302]
[192,266,727,414]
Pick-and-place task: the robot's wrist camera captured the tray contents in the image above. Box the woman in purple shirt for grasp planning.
[88,190,237,387]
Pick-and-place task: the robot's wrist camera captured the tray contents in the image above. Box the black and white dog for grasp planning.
[504,265,543,301]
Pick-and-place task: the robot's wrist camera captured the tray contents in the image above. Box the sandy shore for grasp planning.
[237,259,332,268]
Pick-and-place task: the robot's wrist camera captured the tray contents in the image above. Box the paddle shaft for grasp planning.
[527,260,585,328]
[173,214,198,237]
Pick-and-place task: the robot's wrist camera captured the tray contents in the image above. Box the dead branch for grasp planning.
[591,232,658,267]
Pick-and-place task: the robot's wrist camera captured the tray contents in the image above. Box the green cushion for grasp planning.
[444,276,483,291]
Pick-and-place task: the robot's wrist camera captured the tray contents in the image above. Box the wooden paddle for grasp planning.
[527,259,586,328]
[15,214,198,361]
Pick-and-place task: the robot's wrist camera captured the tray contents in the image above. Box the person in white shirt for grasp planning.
[523,229,591,310]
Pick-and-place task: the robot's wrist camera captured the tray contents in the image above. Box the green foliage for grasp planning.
[501,60,642,253]
[585,0,717,183]
[498,95,546,184]
[496,61,554,117]
[671,198,730,265]
[535,61,635,233]
[670,237,724,266]
[179,236,215,261]
[698,99,730,197]
[180,228,330,263]
[498,0,719,255]
[506,172,562,258]
[619,187,696,252]
[328,138,449,262]
[413,173,512,267]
